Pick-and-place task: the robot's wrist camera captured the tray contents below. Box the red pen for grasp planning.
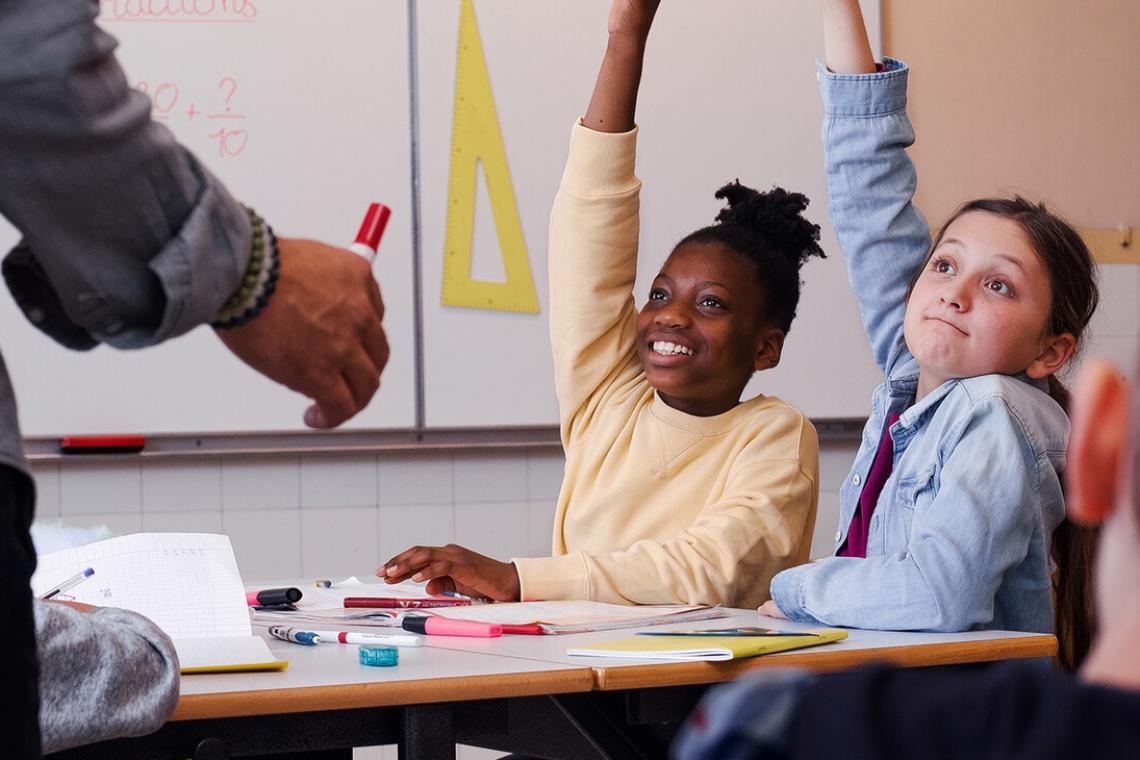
[349,202,391,263]
[501,624,545,636]
[344,597,472,609]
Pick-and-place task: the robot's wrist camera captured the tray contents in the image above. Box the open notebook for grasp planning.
[31,532,284,673]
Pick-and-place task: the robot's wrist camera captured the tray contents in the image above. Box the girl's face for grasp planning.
[904,210,1074,400]
[635,241,784,417]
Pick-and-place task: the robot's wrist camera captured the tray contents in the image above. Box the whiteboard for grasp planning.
[415,0,881,427]
[0,0,880,440]
[0,0,417,436]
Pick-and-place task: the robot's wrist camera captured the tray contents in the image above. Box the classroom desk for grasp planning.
[49,609,1056,760]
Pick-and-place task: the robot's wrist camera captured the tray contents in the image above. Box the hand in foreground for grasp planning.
[758,600,788,620]
[216,238,389,428]
[379,544,521,602]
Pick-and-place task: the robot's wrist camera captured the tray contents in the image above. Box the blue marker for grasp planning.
[40,567,94,600]
[268,626,321,646]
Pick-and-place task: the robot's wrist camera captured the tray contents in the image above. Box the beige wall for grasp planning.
[883,0,1139,231]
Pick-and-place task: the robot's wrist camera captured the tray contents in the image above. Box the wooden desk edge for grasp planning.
[171,668,597,722]
[592,634,1058,691]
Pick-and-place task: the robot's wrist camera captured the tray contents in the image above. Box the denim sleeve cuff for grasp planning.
[770,564,812,622]
[816,57,909,118]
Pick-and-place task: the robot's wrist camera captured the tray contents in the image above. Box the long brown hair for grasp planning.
[914,196,1100,671]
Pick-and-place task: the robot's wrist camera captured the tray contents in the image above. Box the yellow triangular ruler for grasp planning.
[441,0,539,314]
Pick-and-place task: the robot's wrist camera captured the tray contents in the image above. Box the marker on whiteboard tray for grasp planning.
[59,435,145,454]
[349,203,391,263]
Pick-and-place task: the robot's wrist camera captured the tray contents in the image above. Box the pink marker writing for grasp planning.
[350,202,391,263]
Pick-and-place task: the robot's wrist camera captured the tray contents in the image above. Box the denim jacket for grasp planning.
[769,59,1067,633]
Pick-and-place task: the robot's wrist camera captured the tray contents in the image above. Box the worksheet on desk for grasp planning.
[30,532,251,639]
[32,532,283,673]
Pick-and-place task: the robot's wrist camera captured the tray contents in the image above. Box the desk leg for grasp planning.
[548,694,666,760]
[401,703,456,760]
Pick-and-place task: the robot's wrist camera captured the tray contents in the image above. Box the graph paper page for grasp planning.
[31,532,252,640]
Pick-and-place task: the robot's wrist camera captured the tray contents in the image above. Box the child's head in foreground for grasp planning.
[905,196,1099,403]
[637,181,825,417]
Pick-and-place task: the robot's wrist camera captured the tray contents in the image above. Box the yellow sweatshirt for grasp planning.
[512,122,818,609]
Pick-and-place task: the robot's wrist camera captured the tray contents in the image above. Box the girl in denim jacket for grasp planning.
[761,0,1099,645]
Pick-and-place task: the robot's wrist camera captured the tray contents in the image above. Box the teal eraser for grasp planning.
[359,644,399,667]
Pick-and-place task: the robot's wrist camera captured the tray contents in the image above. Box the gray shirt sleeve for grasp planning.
[34,601,180,754]
[0,0,251,350]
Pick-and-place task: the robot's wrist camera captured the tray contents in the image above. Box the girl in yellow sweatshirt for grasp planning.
[381,0,822,608]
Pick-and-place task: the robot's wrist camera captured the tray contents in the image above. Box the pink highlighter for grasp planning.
[402,616,502,638]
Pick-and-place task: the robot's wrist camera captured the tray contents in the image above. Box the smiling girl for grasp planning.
[760,0,1099,638]
[380,0,824,608]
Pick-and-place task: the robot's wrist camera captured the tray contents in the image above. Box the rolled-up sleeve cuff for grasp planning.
[146,154,251,345]
[561,120,640,197]
[769,565,814,623]
[816,57,908,118]
[512,552,591,601]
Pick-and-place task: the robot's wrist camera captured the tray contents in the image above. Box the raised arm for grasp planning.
[813,0,929,376]
[582,0,661,133]
[820,0,877,74]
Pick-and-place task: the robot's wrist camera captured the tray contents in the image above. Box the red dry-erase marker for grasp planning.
[59,435,145,454]
[401,616,502,638]
[349,203,391,263]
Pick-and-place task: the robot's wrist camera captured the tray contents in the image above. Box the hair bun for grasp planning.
[714,180,825,265]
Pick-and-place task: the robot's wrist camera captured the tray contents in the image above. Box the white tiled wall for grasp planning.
[29,440,854,580]
[30,449,564,584]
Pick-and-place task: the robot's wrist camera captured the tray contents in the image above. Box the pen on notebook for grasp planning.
[308,631,422,647]
[40,567,94,600]
[267,626,321,646]
[349,202,391,263]
[344,596,473,609]
[501,624,545,636]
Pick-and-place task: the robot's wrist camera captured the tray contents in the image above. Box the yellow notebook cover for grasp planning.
[176,636,288,674]
[566,628,847,662]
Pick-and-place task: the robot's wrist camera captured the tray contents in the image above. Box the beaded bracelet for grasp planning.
[212,205,280,330]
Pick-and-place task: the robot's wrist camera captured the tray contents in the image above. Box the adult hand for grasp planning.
[758,600,788,620]
[216,237,389,428]
[379,544,522,602]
